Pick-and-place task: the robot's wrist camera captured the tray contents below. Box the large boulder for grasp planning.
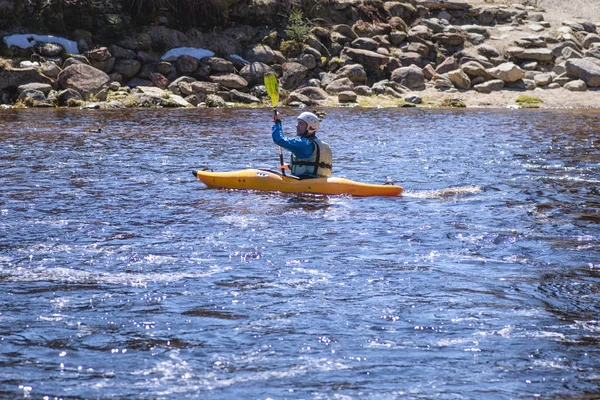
[244,44,286,65]
[325,77,354,94]
[113,59,142,80]
[57,64,110,99]
[335,64,367,84]
[281,62,307,90]
[390,65,425,89]
[343,48,389,70]
[209,73,248,90]
[565,58,600,87]
[487,62,524,82]
[239,62,275,86]
[448,69,471,90]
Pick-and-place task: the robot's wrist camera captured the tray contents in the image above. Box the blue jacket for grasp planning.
[271,120,314,159]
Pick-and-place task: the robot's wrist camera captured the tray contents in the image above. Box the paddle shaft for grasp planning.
[272,108,286,176]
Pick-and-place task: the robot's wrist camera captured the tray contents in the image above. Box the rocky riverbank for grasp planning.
[1,0,599,110]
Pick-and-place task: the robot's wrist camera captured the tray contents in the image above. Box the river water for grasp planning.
[0,107,599,399]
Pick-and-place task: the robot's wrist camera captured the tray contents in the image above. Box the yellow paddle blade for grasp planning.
[264,73,279,107]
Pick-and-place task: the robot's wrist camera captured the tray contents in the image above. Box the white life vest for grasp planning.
[290,137,332,178]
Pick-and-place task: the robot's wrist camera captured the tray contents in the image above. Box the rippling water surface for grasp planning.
[1,107,599,399]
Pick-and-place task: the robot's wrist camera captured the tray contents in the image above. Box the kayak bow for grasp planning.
[193,169,402,197]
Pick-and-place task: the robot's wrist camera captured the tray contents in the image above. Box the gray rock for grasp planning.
[113,59,142,80]
[326,77,354,94]
[239,62,275,87]
[229,89,261,104]
[477,44,502,58]
[583,34,600,49]
[209,73,248,90]
[565,58,600,86]
[564,79,587,91]
[205,57,235,73]
[109,45,136,60]
[281,62,307,91]
[33,42,64,57]
[336,64,367,84]
[448,69,471,90]
[534,73,553,87]
[201,94,225,108]
[338,91,357,103]
[391,65,425,89]
[405,94,422,104]
[244,44,286,65]
[295,86,329,101]
[175,55,199,75]
[57,64,110,99]
[55,88,84,106]
[474,79,505,93]
[487,62,525,82]
[351,37,379,51]
[354,85,372,96]
[460,61,491,80]
[17,82,53,96]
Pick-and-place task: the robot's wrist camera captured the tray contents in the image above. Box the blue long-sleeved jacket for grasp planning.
[271,120,315,159]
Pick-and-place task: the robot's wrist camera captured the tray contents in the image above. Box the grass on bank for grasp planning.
[515,95,543,108]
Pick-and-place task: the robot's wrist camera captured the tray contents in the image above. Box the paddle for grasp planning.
[264,73,286,176]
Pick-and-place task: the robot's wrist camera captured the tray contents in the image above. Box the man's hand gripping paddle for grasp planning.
[264,73,286,176]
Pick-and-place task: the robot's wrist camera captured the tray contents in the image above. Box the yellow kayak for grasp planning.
[193,169,402,197]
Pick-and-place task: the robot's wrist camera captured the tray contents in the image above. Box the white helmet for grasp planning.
[297,112,320,135]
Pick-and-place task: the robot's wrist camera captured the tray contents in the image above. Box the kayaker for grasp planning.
[272,111,332,178]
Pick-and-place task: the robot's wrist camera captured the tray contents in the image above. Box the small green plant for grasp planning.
[284,8,311,43]
[440,97,466,108]
[280,40,303,58]
[515,95,543,107]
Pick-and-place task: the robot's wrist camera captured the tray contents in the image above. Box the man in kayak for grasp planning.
[272,111,332,178]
